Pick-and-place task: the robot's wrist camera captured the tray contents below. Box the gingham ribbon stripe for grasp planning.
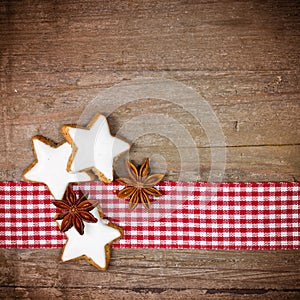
[0,181,299,249]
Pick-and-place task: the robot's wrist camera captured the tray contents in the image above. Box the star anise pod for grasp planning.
[52,185,98,235]
[116,158,164,210]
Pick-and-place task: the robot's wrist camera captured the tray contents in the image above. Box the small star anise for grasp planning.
[116,158,164,210]
[52,185,98,235]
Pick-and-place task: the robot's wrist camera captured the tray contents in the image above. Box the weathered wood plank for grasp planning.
[1,0,299,73]
[1,135,299,181]
[1,286,300,300]
[1,91,299,147]
[1,96,299,181]
[1,249,300,290]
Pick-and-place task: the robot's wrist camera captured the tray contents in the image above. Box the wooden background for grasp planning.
[1,0,299,299]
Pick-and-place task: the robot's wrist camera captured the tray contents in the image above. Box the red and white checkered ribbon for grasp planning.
[0,181,299,249]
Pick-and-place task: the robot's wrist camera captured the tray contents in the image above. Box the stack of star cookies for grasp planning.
[22,113,129,270]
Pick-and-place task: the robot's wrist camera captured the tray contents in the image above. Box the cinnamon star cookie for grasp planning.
[22,136,92,199]
[62,113,130,183]
[57,206,123,270]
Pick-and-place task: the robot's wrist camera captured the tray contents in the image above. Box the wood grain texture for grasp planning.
[1,0,300,299]
[0,1,300,182]
[1,249,300,299]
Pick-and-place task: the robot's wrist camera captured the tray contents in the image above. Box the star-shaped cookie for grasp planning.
[57,206,123,270]
[62,113,130,183]
[22,136,93,199]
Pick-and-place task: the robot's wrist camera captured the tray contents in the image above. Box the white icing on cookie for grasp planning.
[58,207,122,270]
[63,113,130,182]
[22,136,92,199]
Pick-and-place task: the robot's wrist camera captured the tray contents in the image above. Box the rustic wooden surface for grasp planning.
[0,0,299,299]
[1,248,300,299]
